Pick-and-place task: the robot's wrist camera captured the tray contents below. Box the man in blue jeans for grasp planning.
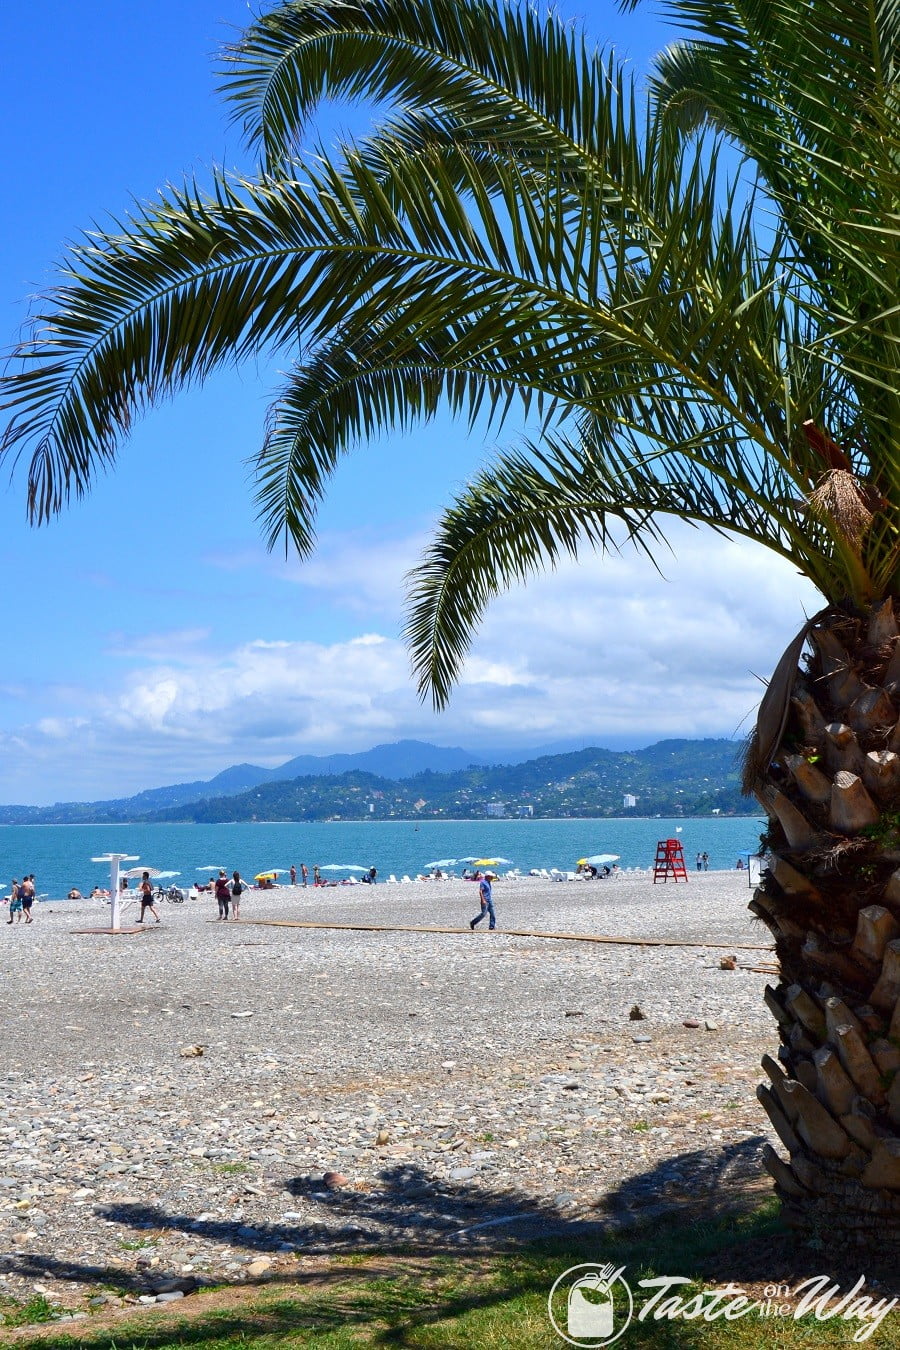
[469,872,496,930]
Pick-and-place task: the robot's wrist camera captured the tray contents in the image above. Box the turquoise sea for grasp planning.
[1,816,765,900]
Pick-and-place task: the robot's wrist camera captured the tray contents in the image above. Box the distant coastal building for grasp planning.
[485,802,506,818]
[516,804,534,818]
[624,793,637,809]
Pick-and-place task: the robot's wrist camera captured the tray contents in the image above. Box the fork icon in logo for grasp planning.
[548,1262,633,1347]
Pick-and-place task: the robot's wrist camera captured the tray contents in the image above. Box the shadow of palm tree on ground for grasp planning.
[0,1135,770,1303]
[10,1135,897,1349]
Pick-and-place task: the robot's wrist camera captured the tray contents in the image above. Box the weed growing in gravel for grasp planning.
[0,1294,57,1327]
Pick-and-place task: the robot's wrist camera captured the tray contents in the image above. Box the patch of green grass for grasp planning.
[0,1294,58,1327]
[633,1120,650,1132]
[6,1203,896,1348]
[210,1161,250,1175]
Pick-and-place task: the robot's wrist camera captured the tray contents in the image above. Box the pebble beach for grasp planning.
[0,871,778,1320]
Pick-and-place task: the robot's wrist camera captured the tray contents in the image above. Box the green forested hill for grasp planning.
[148,738,748,822]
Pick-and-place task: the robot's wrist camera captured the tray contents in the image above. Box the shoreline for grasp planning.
[34,862,757,906]
[0,813,762,826]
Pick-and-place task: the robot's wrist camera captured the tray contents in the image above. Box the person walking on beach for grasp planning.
[301,863,308,887]
[313,865,321,886]
[289,864,297,886]
[21,876,35,923]
[137,871,160,924]
[469,871,497,931]
[230,870,245,919]
[214,871,231,920]
[696,852,703,871]
[7,880,22,925]
[702,852,710,870]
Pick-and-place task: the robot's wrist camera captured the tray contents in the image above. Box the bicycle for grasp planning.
[153,885,185,904]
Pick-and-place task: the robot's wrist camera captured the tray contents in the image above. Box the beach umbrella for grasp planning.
[320,863,367,871]
[473,857,512,867]
[123,865,163,879]
[254,871,281,880]
[153,871,181,879]
[581,854,620,867]
[425,859,457,869]
[198,866,224,872]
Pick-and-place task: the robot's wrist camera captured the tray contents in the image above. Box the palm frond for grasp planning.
[220,0,626,176]
[405,423,855,706]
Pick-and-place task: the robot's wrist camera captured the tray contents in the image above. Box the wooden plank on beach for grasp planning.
[241,919,774,950]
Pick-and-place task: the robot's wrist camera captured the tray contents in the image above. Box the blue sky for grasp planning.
[0,1,818,804]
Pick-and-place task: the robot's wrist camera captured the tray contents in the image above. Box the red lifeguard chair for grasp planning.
[653,838,688,882]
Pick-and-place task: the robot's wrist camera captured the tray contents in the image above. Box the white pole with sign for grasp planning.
[91,854,139,931]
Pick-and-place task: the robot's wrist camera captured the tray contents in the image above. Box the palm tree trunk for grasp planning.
[750,601,900,1249]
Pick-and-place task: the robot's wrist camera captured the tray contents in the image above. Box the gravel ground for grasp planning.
[0,871,779,1319]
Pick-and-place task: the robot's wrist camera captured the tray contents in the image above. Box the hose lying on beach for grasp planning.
[241,919,773,950]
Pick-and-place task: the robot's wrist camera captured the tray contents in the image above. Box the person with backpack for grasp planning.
[230,870,245,920]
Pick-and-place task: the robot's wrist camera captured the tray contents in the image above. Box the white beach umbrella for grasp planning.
[198,866,224,872]
[425,859,457,869]
[581,854,620,867]
[123,866,163,879]
[320,863,367,871]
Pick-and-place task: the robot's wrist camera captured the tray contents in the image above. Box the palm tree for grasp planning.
[5,0,900,1250]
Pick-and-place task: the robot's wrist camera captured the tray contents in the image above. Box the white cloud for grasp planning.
[1,523,820,803]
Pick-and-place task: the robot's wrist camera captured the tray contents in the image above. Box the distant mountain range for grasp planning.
[0,737,751,824]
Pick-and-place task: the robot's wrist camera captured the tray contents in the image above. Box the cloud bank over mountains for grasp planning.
[5,523,818,804]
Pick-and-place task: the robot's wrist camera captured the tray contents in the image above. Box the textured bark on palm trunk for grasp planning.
[748,602,900,1249]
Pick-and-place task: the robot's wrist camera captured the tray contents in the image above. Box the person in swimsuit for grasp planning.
[7,880,21,924]
[137,872,160,924]
[21,877,35,924]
